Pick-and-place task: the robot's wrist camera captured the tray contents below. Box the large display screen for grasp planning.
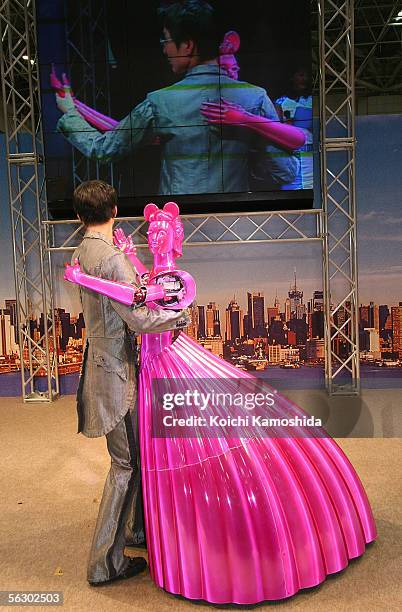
[37,0,313,215]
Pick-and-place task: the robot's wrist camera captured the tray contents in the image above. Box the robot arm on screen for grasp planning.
[200,99,306,151]
[51,30,242,132]
[50,67,118,132]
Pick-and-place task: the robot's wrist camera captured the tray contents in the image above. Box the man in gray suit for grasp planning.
[71,180,190,586]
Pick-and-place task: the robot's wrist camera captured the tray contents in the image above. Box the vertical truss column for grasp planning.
[64,0,114,187]
[319,0,359,394]
[0,0,59,401]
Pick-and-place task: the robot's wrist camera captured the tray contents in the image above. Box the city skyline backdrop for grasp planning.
[1,115,401,310]
[2,277,400,371]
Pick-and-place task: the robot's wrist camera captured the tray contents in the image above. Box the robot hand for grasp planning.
[50,65,73,96]
[113,228,137,256]
[113,228,150,277]
[148,270,196,310]
[51,66,75,114]
[63,259,81,284]
[201,98,249,126]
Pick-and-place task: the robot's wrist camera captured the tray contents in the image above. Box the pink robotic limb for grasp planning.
[113,227,150,278]
[50,66,118,132]
[200,98,306,151]
[64,259,165,306]
[64,259,194,309]
[74,100,118,131]
[64,203,196,310]
[51,67,161,143]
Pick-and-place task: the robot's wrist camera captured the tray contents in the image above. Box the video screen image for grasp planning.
[37,0,313,213]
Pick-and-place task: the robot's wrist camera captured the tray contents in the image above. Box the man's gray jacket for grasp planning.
[72,230,190,438]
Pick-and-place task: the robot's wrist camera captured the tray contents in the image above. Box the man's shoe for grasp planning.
[88,557,147,587]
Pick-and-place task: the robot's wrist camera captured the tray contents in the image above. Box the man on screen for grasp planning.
[56,0,298,195]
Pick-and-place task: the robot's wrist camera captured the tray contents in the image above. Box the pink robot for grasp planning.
[218,30,241,80]
[64,202,376,604]
[65,202,195,311]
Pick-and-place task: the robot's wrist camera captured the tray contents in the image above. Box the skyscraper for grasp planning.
[285,298,291,322]
[288,271,304,319]
[391,303,402,356]
[287,317,308,346]
[311,311,324,339]
[75,312,85,339]
[55,308,71,352]
[312,291,323,311]
[359,305,369,328]
[247,292,265,338]
[0,309,18,356]
[267,294,280,327]
[5,299,18,344]
[268,319,287,346]
[186,305,199,340]
[225,297,243,341]
[243,313,251,339]
[197,305,206,339]
[364,328,381,359]
[368,301,379,331]
[206,302,221,338]
[379,305,390,333]
[308,290,324,339]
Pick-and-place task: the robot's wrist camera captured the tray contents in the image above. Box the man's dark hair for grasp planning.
[158,1,220,61]
[73,180,117,226]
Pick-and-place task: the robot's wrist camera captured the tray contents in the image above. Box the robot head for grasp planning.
[219,30,240,80]
[144,201,184,258]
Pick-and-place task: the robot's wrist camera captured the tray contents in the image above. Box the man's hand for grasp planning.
[113,228,137,256]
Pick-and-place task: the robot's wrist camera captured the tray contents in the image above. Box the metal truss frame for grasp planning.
[44,209,323,253]
[319,0,359,394]
[0,0,58,401]
[1,0,361,399]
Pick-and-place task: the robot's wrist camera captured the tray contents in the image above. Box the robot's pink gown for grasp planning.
[66,204,376,604]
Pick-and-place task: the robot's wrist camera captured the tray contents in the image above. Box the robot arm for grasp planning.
[64,259,162,306]
[74,100,118,131]
[50,66,118,132]
[200,99,306,151]
[64,260,195,309]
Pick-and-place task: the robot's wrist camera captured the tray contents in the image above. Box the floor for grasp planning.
[0,393,401,611]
